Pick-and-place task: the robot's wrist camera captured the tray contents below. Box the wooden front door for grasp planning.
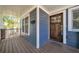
[50,13,63,42]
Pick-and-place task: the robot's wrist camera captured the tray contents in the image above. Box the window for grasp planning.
[68,6,79,31]
[22,16,30,35]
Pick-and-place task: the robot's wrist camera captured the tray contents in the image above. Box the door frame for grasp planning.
[49,10,67,44]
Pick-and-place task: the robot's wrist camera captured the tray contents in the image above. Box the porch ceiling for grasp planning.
[0,5,73,18]
[0,5,34,17]
[42,5,73,14]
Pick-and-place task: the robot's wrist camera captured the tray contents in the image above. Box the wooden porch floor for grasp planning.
[0,36,79,53]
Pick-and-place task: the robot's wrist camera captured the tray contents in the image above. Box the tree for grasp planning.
[3,16,15,29]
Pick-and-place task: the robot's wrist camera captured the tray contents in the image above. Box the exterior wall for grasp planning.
[66,9,79,48]
[27,8,36,47]
[49,6,79,48]
[27,8,49,48]
[39,8,49,48]
[22,6,79,48]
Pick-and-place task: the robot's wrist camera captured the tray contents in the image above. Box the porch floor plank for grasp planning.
[0,36,79,53]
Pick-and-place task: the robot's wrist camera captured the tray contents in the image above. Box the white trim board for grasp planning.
[63,10,66,44]
[36,6,40,48]
[48,15,50,40]
[28,14,30,36]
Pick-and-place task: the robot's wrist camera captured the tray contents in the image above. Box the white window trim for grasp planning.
[20,15,30,36]
[68,6,79,32]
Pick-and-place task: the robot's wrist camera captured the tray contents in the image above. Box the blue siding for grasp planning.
[27,9,36,47]
[76,32,79,48]
[39,9,48,48]
[66,9,79,48]
[67,32,77,47]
